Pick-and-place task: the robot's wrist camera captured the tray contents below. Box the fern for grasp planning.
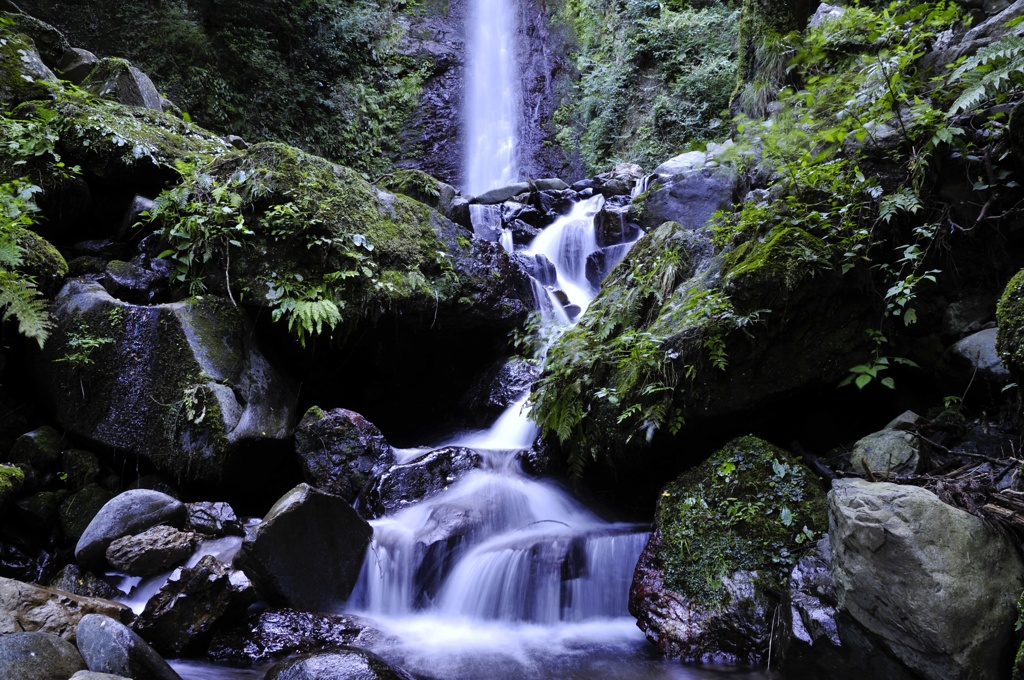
[947,35,1024,114]
[287,298,342,342]
[0,272,51,348]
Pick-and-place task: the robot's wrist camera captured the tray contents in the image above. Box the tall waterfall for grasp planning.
[464,0,520,194]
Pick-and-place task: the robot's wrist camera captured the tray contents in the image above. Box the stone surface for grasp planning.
[185,501,243,536]
[849,429,920,477]
[0,631,85,680]
[207,607,383,666]
[60,483,115,543]
[459,357,539,423]
[829,478,1024,680]
[0,576,132,640]
[40,281,296,487]
[105,525,201,576]
[9,425,63,470]
[234,483,372,611]
[265,647,415,680]
[76,614,182,680]
[294,407,394,503]
[638,157,737,232]
[57,47,99,84]
[360,446,483,518]
[939,327,1012,397]
[134,555,244,655]
[80,57,163,110]
[49,564,124,601]
[75,489,186,570]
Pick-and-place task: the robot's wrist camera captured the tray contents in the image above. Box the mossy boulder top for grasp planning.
[153,142,533,339]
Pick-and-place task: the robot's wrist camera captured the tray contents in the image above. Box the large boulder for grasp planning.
[265,647,415,680]
[234,483,373,611]
[80,58,163,110]
[38,281,295,487]
[0,30,60,107]
[49,564,124,601]
[636,148,737,232]
[829,479,1024,680]
[294,407,394,503]
[997,269,1024,377]
[76,614,182,680]
[0,631,85,680]
[207,608,382,666]
[75,489,186,570]
[629,436,827,662]
[0,577,132,640]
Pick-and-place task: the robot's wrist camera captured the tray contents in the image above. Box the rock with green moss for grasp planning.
[0,464,25,510]
[376,169,456,217]
[997,268,1024,375]
[59,483,114,542]
[10,425,62,471]
[629,435,827,662]
[13,227,68,296]
[0,30,61,107]
[36,279,295,487]
[0,12,70,68]
[80,57,163,111]
[154,142,533,345]
[532,219,877,486]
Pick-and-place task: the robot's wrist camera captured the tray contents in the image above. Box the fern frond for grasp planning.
[0,237,22,268]
[948,36,1024,114]
[0,272,52,348]
[286,298,342,347]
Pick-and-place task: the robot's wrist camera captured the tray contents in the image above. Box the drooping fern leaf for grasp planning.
[286,298,342,348]
[948,35,1024,114]
[0,272,51,348]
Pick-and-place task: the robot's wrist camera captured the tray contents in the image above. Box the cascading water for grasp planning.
[464,0,520,194]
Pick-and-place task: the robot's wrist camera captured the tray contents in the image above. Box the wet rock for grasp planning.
[38,281,296,487]
[75,489,186,570]
[80,57,163,110]
[809,2,845,27]
[459,357,539,422]
[637,151,737,232]
[848,429,920,477]
[942,294,994,340]
[134,555,246,656]
[938,327,1011,397]
[57,48,99,84]
[76,614,182,680]
[536,189,575,217]
[528,253,558,286]
[829,478,1024,680]
[0,576,132,640]
[629,436,827,663]
[473,182,532,204]
[105,525,201,577]
[0,631,85,679]
[61,449,101,491]
[207,607,383,666]
[234,483,372,611]
[265,646,416,680]
[360,447,484,518]
[70,672,131,680]
[13,490,66,534]
[100,259,164,304]
[185,501,243,537]
[294,407,394,503]
[0,33,60,106]
[0,464,25,511]
[60,484,115,543]
[585,243,634,289]
[10,425,63,471]
[49,564,124,601]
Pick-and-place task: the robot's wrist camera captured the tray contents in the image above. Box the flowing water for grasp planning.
[463,0,520,194]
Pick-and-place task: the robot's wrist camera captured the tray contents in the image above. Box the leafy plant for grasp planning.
[0,178,52,348]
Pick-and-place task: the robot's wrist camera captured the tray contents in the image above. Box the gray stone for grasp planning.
[0,576,132,640]
[294,407,394,503]
[883,410,923,432]
[938,327,1012,396]
[829,479,1024,680]
[49,564,124,601]
[360,446,483,518]
[473,182,532,204]
[57,48,99,85]
[71,672,132,680]
[0,33,61,106]
[185,501,243,536]
[0,631,85,680]
[105,525,201,576]
[652,151,706,178]
[39,280,296,487]
[265,647,415,680]
[849,429,920,477]
[60,484,115,543]
[809,3,845,27]
[533,178,570,191]
[637,163,737,232]
[943,295,994,340]
[234,483,372,611]
[81,58,163,110]
[76,614,182,680]
[75,489,186,570]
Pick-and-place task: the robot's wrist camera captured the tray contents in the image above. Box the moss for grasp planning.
[656,435,827,606]
[1013,635,1024,680]
[0,464,25,507]
[376,169,444,208]
[0,30,62,108]
[58,482,113,540]
[13,226,68,295]
[0,12,71,67]
[997,269,1024,376]
[723,226,832,308]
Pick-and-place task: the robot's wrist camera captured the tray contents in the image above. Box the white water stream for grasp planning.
[464,0,520,194]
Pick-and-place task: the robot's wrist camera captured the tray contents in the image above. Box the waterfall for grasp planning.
[464,0,520,194]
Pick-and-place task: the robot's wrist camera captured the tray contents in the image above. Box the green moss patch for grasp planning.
[997,268,1024,376]
[656,435,827,606]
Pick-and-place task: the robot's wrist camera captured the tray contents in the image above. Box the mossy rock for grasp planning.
[630,435,827,661]
[0,12,70,68]
[996,268,1024,376]
[722,226,832,309]
[0,30,61,107]
[51,95,230,189]
[59,482,113,541]
[376,168,455,214]
[13,226,68,296]
[10,425,63,470]
[80,57,163,110]
[0,464,25,509]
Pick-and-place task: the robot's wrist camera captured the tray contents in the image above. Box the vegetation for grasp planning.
[22,0,429,176]
[554,0,738,173]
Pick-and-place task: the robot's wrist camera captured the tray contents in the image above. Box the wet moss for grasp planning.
[656,435,827,607]
[0,464,25,507]
[0,30,61,107]
[376,169,444,209]
[997,268,1024,376]
[723,226,832,308]
[13,226,68,295]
